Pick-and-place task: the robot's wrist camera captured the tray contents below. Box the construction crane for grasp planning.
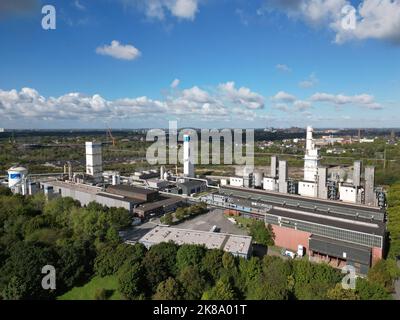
[106,127,116,147]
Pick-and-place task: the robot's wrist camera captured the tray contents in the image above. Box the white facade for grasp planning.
[298,181,318,198]
[230,177,244,187]
[263,177,277,191]
[339,185,358,203]
[85,142,102,179]
[183,134,194,177]
[304,126,320,182]
[7,166,28,189]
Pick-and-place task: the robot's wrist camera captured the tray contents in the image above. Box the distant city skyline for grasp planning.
[0,0,399,129]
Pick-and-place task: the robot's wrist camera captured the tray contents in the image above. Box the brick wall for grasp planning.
[271,224,312,253]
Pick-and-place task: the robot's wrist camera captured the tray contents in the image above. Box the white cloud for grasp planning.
[271,91,296,102]
[310,92,382,109]
[333,0,400,44]
[96,40,141,61]
[170,78,180,88]
[124,0,199,20]
[276,64,291,72]
[74,0,85,11]
[273,103,291,112]
[299,73,319,88]
[259,0,400,44]
[294,100,312,111]
[218,81,264,109]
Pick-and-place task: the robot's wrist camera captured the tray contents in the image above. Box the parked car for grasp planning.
[281,249,296,259]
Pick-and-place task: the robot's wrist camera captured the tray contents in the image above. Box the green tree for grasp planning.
[249,221,274,246]
[142,242,178,291]
[160,213,173,225]
[118,263,146,300]
[153,277,182,300]
[178,266,207,300]
[327,283,360,300]
[201,249,224,282]
[202,278,236,300]
[367,260,397,292]
[0,242,58,299]
[237,257,262,293]
[94,243,146,277]
[176,244,206,271]
[56,239,95,291]
[356,278,392,300]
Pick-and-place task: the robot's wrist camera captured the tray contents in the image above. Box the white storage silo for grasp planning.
[7,166,28,189]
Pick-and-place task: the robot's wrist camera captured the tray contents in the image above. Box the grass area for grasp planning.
[58,275,123,300]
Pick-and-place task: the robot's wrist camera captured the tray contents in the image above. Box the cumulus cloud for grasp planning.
[294,100,312,111]
[310,92,382,109]
[170,78,180,88]
[276,64,292,72]
[122,0,199,20]
[259,0,400,44]
[96,40,141,60]
[271,91,296,102]
[273,103,291,112]
[218,81,265,109]
[333,0,400,44]
[0,83,268,124]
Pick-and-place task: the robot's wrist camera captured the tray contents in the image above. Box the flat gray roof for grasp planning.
[139,226,252,256]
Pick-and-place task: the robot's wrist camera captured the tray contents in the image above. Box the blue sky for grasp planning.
[0,0,399,129]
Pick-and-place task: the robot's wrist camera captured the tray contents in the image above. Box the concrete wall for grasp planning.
[353,160,362,187]
[317,167,328,199]
[270,156,278,178]
[364,166,376,206]
[278,160,288,194]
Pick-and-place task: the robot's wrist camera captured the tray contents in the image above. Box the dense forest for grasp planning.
[0,185,397,300]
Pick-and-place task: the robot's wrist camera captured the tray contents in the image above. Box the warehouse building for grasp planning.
[106,185,159,202]
[139,226,252,259]
[206,185,386,274]
[40,180,138,212]
[174,180,207,196]
[40,181,184,219]
[134,196,182,218]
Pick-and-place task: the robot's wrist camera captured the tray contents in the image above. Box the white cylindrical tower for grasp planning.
[7,166,28,189]
[183,134,194,178]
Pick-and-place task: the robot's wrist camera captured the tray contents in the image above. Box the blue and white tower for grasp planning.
[183,134,194,177]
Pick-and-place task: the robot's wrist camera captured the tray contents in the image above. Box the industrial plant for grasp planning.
[1,125,388,274]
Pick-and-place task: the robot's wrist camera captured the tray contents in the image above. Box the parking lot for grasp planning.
[175,208,248,235]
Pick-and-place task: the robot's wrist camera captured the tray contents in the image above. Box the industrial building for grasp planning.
[106,185,159,202]
[174,180,207,196]
[139,226,253,259]
[203,185,386,274]
[40,180,183,219]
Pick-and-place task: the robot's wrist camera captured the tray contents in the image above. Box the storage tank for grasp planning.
[254,171,263,188]
[7,166,28,188]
